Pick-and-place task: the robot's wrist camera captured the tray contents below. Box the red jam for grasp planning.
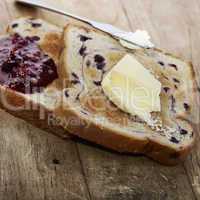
[0,34,58,94]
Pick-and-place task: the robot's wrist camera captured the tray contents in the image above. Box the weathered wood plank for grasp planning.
[78,141,195,200]
[121,0,200,199]
[0,0,198,199]
[0,111,90,200]
[0,1,90,199]
[121,1,200,199]
[178,1,200,199]
[61,0,195,199]
[120,0,191,59]
[0,0,12,31]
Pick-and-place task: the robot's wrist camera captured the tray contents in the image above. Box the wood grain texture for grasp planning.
[0,111,90,200]
[176,1,200,199]
[77,141,195,200]
[0,1,90,200]
[0,0,199,199]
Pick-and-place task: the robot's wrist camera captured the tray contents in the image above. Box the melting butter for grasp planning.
[102,54,161,125]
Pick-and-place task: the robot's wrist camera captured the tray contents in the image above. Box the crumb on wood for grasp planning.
[52,158,60,165]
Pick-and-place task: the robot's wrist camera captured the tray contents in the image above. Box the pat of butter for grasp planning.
[102,54,161,125]
[119,30,154,49]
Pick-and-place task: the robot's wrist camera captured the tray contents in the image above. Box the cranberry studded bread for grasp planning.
[0,17,66,137]
[56,24,196,165]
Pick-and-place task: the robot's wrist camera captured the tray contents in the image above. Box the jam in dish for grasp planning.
[0,34,58,94]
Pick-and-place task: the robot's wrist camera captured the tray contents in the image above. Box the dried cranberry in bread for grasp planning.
[55,24,196,165]
[0,17,67,137]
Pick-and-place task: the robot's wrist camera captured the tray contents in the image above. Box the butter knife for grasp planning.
[16,0,154,49]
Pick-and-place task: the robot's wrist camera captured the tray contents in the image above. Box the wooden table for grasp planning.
[0,0,199,199]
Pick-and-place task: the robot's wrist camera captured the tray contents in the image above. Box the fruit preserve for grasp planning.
[0,34,58,94]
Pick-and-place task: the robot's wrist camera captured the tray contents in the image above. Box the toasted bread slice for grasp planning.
[55,24,196,165]
[0,17,67,137]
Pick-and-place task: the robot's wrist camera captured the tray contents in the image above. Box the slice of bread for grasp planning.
[55,23,197,165]
[0,17,68,138]
[0,18,196,165]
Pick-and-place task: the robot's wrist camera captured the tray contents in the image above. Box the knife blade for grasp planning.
[15,0,154,49]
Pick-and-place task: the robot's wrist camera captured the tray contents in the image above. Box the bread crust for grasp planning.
[56,104,194,165]
[0,85,68,138]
